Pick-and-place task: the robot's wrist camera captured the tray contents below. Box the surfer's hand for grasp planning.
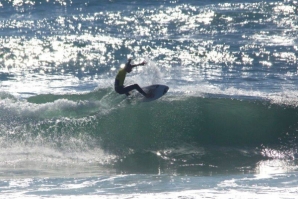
[140,61,147,66]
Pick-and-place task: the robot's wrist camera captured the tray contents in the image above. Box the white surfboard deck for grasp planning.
[141,84,169,102]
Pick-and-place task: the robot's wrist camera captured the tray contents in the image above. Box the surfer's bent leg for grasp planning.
[132,84,147,97]
[116,84,147,97]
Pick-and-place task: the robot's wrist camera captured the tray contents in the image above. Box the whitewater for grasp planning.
[1,0,298,198]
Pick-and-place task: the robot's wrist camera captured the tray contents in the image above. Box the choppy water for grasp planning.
[1,0,298,198]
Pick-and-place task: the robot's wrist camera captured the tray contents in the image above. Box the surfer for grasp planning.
[114,58,152,98]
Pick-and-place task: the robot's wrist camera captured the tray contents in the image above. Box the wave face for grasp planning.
[95,98,295,152]
[1,91,298,175]
[24,90,298,148]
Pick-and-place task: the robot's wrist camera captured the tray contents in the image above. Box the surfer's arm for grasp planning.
[127,58,147,67]
[131,61,147,67]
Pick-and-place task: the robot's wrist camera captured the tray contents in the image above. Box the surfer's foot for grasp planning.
[145,93,154,98]
[125,92,131,96]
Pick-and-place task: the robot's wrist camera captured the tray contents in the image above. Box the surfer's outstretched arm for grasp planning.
[127,58,147,68]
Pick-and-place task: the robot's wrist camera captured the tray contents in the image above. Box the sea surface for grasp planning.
[1,0,298,198]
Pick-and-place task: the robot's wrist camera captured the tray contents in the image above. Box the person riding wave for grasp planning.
[114,58,152,98]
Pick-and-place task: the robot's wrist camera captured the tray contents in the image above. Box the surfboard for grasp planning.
[141,84,169,102]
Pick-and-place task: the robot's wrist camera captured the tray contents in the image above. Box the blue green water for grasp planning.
[1,0,298,198]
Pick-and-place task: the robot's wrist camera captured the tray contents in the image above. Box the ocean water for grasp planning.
[1,0,298,198]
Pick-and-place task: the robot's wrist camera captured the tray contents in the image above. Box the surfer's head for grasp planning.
[125,58,133,73]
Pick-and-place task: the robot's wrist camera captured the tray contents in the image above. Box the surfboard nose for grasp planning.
[164,86,169,94]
